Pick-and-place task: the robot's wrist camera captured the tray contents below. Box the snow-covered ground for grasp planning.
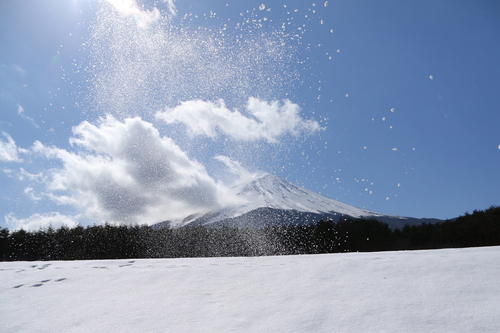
[1,246,499,332]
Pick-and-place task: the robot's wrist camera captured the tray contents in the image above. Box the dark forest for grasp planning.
[1,206,499,261]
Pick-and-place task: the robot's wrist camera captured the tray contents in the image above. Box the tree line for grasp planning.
[1,206,499,261]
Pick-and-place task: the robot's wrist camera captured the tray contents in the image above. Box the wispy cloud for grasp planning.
[0,132,26,162]
[17,105,39,128]
[24,187,42,201]
[11,64,26,76]
[3,167,45,182]
[1,63,26,75]
[156,98,322,143]
[215,155,265,186]
[162,0,177,16]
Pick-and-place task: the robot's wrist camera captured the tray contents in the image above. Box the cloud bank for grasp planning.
[5,212,79,231]
[156,98,322,143]
[4,98,321,228]
[31,116,242,226]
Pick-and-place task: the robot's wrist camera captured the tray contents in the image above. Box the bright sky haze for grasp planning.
[1,0,499,230]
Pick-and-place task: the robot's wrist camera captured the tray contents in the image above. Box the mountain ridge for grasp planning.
[154,173,441,229]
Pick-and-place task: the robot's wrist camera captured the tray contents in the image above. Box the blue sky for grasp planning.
[1,0,499,230]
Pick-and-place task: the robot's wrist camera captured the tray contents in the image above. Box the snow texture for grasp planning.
[1,246,499,332]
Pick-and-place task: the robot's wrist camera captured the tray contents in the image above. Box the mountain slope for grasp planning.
[230,173,384,217]
[155,173,440,229]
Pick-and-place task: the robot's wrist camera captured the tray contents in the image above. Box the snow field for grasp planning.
[1,246,499,332]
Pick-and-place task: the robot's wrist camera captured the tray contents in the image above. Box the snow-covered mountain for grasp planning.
[227,173,384,217]
[155,174,440,229]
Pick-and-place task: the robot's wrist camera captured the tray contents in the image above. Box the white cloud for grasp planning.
[215,155,264,186]
[5,212,79,231]
[24,187,42,201]
[156,98,322,143]
[4,97,322,227]
[104,0,174,28]
[19,168,45,182]
[31,116,240,225]
[0,132,26,162]
[3,167,45,182]
[162,0,177,16]
[17,105,39,128]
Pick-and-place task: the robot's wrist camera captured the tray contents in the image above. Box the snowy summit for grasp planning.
[158,174,438,229]
[232,173,382,217]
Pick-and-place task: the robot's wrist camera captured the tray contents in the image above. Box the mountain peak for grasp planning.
[156,173,440,229]
[230,173,381,218]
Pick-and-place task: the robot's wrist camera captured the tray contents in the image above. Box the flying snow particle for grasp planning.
[429,75,434,79]
[498,144,500,150]
[386,197,390,200]
[336,49,341,53]
[330,29,334,33]
[320,19,324,24]
[397,183,401,187]
[382,117,386,121]
[392,148,398,151]
[259,4,266,10]
[390,108,395,112]
[345,94,349,97]
[324,1,329,7]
